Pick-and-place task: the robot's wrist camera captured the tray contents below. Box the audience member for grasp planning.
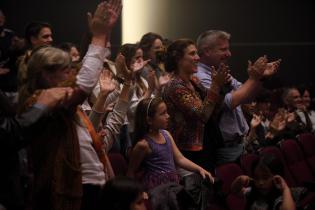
[195,30,280,164]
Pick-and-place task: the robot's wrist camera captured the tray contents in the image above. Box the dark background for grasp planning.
[1,0,314,88]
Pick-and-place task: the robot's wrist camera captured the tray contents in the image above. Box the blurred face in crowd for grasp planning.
[286,88,304,110]
[70,46,80,62]
[31,27,53,47]
[257,102,271,119]
[302,90,311,109]
[253,165,274,195]
[204,38,231,68]
[148,38,163,62]
[177,44,200,75]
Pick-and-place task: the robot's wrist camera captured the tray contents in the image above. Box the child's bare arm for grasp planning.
[273,175,296,210]
[167,131,214,183]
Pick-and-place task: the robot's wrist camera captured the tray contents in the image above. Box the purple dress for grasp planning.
[142,130,180,190]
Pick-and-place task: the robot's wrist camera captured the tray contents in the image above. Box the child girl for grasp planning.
[231,155,296,210]
[127,97,214,190]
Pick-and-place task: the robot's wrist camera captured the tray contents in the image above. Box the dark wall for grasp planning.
[1,0,314,87]
[0,0,122,55]
[164,0,315,87]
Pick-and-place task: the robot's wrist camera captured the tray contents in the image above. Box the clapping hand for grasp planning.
[248,56,281,80]
[247,56,268,80]
[115,54,133,82]
[263,59,281,78]
[147,69,157,90]
[211,63,230,89]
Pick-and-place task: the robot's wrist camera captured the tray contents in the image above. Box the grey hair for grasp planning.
[281,87,298,105]
[26,46,70,91]
[196,30,231,56]
[27,46,71,79]
[18,46,71,111]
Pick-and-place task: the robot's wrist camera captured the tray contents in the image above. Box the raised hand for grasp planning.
[87,0,122,36]
[105,0,122,29]
[147,69,157,90]
[115,54,133,82]
[99,69,116,96]
[131,59,150,72]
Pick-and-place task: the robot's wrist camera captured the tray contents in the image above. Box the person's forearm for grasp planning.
[0,104,48,150]
[231,78,262,109]
[119,81,132,102]
[176,156,203,174]
[91,35,107,48]
[93,92,111,113]
[76,44,109,94]
[280,188,296,210]
[102,100,129,152]
[16,104,48,127]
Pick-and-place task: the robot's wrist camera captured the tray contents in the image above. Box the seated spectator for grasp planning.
[231,155,301,210]
[297,86,315,133]
[101,176,148,210]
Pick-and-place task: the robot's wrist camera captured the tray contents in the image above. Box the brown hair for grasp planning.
[133,97,164,146]
[139,32,163,60]
[165,39,195,73]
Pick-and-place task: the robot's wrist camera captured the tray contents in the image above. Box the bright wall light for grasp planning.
[122,0,169,44]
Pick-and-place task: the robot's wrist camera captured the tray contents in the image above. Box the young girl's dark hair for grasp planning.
[101,176,145,210]
[133,97,164,146]
[246,154,284,210]
[164,39,195,73]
